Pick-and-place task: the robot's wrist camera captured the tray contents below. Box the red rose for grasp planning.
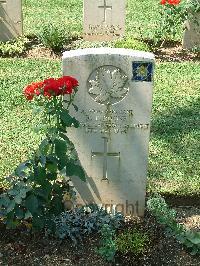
[43,78,60,97]
[23,76,79,100]
[160,0,180,5]
[23,81,44,100]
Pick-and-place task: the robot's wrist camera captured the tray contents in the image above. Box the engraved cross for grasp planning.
[91,137,120,181]
[98,0,112,24]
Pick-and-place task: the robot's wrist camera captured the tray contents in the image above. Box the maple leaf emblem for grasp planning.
[88,66,129,105]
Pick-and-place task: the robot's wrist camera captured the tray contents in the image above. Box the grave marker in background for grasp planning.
[83,0,126,41]
[0,0,23,42]
[63,48,155,216]
[183,0,200,49]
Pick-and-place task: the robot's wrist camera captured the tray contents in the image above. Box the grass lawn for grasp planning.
[0,0,199,196]
[23,0,182,40]
[0,59,199,195]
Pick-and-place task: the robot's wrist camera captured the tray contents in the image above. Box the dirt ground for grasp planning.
[0,204,199,266]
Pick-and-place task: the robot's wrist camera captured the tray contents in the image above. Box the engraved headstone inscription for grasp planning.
[0,0,23,42]
[83,0,126,41]
[183,1,200,49]
[62,48,155,216]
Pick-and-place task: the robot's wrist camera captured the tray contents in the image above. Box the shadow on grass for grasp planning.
[148,97,200,195]
[151,97,200,157]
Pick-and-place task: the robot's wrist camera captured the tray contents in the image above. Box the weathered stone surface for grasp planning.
[0,0,22,42]
[63,48,155,216]
[83,0,126,41]
[183,2,200,49]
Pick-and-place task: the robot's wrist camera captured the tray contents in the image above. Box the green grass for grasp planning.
[22,0,185,41]
[0,59,61,184]
[23,0,83,37]
[150,62,200,195]
[0,59,199,195]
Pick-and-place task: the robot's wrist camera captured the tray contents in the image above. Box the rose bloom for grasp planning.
[23,76,79,100]
[160,0,181,5]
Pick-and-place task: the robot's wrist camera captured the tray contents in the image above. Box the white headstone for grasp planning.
[0,0,23,42]
[63,48,155,216]
[83,0,126,41]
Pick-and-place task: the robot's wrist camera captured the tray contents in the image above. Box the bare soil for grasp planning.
[0,205,199,266]
[20,38,200,62]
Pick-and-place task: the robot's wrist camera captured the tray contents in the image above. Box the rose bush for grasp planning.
[154,0,185,45]
[0,75,85,231]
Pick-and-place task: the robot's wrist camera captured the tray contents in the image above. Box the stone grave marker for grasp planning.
[83,0,126,41]
[183,0,200,49]
[0,0,23,42]
[63,48,155,216]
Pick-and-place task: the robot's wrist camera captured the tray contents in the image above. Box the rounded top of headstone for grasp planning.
[63,48,155,61]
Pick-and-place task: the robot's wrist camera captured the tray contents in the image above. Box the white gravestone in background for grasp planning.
[83,0,126,41]
[63,48,155,216]
[183,1,200,49]
[0,0,22,42]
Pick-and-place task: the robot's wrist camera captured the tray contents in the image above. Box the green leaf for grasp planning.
[39,155,46,166]
[0,195,11,208]
[52,183,64,194]
[34,186,51,201]
[72,117,79,128]
[24,210,32,219]
[14,194,22,204]
[54,138,67,157]
[15,206,24,219]
[8,189,19,196]
[6,211,18,229]
[46,172,57,181]
[39,139,50,155]
[15,160,31,177]
[25,194,39,215]
[34,166,46,185]
[59,132,71,143]
[60,109,73,126]
[66,162,86,181]
[186,232,200,245]
[6,200,16,213]
[32,215,45,231]
[50,195,64,216]
[46,162,58,173]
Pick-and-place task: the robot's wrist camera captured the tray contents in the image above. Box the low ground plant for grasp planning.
[97,224,117,262]
[114,37,150,51]
[38,23,71,52]
[0,37,29,56]
[147,195,200,255]
[54,205,124,244]
[116,228,149,255]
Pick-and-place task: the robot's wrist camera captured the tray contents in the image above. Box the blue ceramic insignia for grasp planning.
[132,62,153,82]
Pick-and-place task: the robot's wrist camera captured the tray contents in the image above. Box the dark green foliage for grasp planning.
[0,151,71,230]
[38,23,71,52]
[147,195,200,255]
[54,205,124,245]
[97,224,116,262]
[116,229,149,255]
